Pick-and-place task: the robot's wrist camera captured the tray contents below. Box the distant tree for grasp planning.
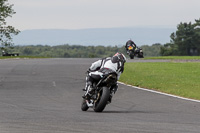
[0,0,20,49]
[160,43,175,56]
[64,52,70,57]
[171,22,196,55]
[141,43,162,56]
[161,19,200,56]
[193,19,200,52]
[22,47,33,55]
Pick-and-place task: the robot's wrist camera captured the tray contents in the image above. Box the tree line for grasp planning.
[4,44,162,58]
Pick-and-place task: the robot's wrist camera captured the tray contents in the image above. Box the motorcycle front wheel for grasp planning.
[93,87,110,112]
[129,51,134,59]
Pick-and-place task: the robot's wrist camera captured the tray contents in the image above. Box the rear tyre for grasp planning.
[93,87,110,112]
[139,52,144,58]
[81,99,89,111]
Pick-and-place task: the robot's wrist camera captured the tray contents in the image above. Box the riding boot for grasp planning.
[82,81,94,99]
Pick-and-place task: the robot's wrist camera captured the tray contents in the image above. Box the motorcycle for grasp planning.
[81,69,117,112]
[126,45,144,59]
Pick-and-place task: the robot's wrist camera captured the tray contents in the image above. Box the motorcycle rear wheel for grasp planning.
[140,53,144,58]
[93,87,110,112]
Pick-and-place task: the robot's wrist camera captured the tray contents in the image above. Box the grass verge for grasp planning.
[145,56,200,60]
[119,62,200,100]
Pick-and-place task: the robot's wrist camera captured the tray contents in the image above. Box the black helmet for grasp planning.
[111,52,126,64]
[126,39,135,45]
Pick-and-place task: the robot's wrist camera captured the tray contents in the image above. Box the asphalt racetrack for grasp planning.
[0,58,200,133]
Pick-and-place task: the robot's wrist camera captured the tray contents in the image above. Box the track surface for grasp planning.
[0,58,200,133]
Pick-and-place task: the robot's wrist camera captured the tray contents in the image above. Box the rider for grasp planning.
[82,52,126,100]
[125,39,137,52]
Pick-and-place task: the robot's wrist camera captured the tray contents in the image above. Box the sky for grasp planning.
[7,0,200,31]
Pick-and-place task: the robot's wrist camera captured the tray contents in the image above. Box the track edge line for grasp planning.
[118,81,200,103]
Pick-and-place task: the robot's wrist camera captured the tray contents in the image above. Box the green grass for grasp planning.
[119,62,200,100]
[145,56,200,60]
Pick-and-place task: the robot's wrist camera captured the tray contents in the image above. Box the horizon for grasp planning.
[13,27,175,46]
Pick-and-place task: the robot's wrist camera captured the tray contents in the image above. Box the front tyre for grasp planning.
[81,99,89,111]
[93,87,110,112]
[129,51,134,59]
